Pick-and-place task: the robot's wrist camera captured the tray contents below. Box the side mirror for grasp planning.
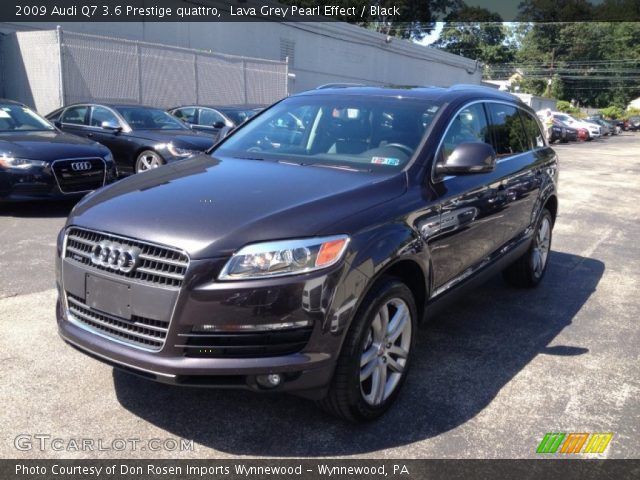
[101,120,122,131]
[212,121,226,129]
[53,120,62,129]
[436,142,496,176]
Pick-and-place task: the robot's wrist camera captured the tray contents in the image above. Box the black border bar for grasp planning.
[3,459,640,480]
[2,1,640,23]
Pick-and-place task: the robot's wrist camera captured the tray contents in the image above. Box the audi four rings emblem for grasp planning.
[71,161,92,171]
[91,242,141,273]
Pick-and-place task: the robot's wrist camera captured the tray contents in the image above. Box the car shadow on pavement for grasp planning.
[113,250,604,456]
[0,199,77,218]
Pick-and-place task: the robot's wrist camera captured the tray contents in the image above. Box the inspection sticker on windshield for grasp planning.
[371,156,400,166]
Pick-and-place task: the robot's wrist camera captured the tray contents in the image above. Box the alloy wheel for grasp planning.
[360,298,412,406]
[532,216,551,278]
[137,151,162,172]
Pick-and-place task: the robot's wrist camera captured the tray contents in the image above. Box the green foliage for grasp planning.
[546,75,565,100]
[434,6,515,70]
[505,20,640,108]
[600,106,624,120]
[556,100,580,114]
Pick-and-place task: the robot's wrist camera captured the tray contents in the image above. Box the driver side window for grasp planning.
[440,103,490,162]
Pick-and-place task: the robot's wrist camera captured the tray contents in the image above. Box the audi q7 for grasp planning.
[56,86,558,421]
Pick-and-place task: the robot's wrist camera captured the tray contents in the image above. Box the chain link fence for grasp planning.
[1,28,288,114]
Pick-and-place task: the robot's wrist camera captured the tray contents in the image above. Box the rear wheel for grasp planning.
[319,278,417,422]
[503,208,553,288]
[135,150,165,173]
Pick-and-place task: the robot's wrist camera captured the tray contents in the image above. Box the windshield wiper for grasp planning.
[307,163,371,172]
[230,155,265,161]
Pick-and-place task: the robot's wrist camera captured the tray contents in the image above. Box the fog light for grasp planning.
[257,373,282,389]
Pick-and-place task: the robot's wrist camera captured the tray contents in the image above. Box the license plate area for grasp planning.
[85,274,132,320]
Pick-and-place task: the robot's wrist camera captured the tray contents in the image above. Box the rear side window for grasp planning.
[61,106,88,125]
[487,104,528,157]
[89,106,119,127]
[440,103,491,162]
[173,107,197,124]
[520,110,546,149]
[199,108,226,126]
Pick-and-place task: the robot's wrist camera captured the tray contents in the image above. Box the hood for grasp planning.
[0,130,109,161]
[67,154,406,259]
[130,130,215,151]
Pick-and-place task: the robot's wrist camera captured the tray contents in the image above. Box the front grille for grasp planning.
[67,294,168,351]
[178,326,313,358]
[52,158,106,193]
[65,227,189,288]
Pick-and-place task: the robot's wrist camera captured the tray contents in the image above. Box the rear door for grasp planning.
[486,103,543,245]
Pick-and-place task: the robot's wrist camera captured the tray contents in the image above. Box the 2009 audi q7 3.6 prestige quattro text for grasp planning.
[56,86,558,422]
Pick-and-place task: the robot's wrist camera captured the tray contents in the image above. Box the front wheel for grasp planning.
[503,208,553,288]
[319,278,417,422]
[135,150,165,173]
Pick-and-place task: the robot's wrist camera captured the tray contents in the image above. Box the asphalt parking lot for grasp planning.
[1,134,639,459]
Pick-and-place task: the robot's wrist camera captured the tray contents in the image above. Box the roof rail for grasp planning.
[315,83,367,89]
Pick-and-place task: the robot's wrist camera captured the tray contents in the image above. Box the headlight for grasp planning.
[167,143,197,158]
[0,155,46,169]
[103,151,114,163]
[219,235,350,280]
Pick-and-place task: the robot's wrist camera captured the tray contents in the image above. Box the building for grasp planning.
[513,93,557,113]
[0,12,481,111]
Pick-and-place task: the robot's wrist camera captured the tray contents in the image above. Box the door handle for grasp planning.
[87,133,94,138]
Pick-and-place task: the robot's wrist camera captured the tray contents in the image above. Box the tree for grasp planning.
[600,106,624,119]
[505,21,640,107]
[547,75,565,100]
[433,6,515,73]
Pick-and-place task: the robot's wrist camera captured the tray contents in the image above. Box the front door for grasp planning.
[424,102,509,293]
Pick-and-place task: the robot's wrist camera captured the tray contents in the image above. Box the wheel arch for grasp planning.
[543,194,558,225]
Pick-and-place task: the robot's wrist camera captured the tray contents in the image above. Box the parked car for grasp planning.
[0,99,116,201]
[169,105,265,138]
[546,112,601,140]
[538,116,578,144]
[47,104,215,175]
[562,123,579,141]
[576,127,589,141]
[586,117,616,135]
[56,85,558,422]
[538,114,564,144]
[628,115,640,131]
[615,119,628,131]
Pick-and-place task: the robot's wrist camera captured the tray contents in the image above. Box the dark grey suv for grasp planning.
[56,85,558,421]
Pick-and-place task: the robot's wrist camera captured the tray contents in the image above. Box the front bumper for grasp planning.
[0,161,117,201]
[56,241,365,396]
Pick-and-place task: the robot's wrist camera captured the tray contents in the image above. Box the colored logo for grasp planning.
[536,432,613,454]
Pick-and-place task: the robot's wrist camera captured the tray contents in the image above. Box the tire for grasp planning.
[135,150,165,173]
[318,277,417,422]
[503,208,553,288]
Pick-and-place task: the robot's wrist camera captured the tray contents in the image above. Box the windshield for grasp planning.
[116,106,188,130]
[214,95,441,172]
[220,108,260,125]
[0,104,55,132]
